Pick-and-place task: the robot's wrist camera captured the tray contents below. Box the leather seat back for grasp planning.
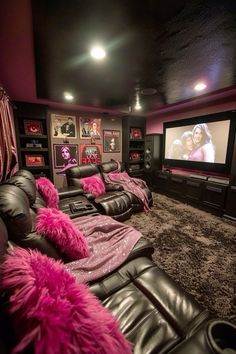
[100,160,125,174]
[0,217,8,265]
[0,171,63,260]
[66,164,103,186]
[0,183,33,241]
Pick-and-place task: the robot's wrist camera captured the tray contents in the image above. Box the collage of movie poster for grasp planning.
[51,114,121,175]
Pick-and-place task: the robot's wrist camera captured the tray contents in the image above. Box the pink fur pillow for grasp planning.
[36,207,89,260]
[0,247,132,354]
[36,177,59,209]
[80,175,105,197]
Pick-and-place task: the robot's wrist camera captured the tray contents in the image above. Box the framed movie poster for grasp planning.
[25,154,45,167]
[79,117,101,139]
[53,144,78,168]
[103,130,120,152]
[51,114,77,139]
[24,120,43,135]
[79,144,102,164]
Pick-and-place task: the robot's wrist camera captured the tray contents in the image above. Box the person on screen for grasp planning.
[181,131,193,160]
[61,117,76,137]
[188,124,215,162]
[167,139,183,159]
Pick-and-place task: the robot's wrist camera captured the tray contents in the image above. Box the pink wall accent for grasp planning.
[0,0,36,101]
[146,87,236,134]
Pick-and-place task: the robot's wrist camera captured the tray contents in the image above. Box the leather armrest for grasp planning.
[168,319,236,354]
[84,193,96,200]
[58,186,84,200]
[105,183,124,191]
[126,237,154,262]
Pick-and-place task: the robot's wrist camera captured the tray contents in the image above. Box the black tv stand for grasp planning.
[154,170,229,216]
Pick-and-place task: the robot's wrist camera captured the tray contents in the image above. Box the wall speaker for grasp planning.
[144,134,162,172]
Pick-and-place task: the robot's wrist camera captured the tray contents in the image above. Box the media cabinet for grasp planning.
[153,170,236,219]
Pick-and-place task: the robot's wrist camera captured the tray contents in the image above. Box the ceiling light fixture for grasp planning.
[134,94,142,110]
[64,92,74,101]
[194,82,207,91]
[90,46,106,60]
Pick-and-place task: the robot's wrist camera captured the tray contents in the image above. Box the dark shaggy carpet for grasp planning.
[125,192,236,324]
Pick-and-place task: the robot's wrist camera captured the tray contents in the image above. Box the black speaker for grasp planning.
[144,134,162,172]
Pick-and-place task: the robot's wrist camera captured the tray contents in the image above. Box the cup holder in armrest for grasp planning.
[207,320,236,353]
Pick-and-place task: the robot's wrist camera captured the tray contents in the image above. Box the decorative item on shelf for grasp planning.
[103,130,120,152]
[24,120,43,135]
[25,154,45,167]
[130,152,140,160]
[26,139,42,148]
[79,144,102,164]
[130,128,142,140]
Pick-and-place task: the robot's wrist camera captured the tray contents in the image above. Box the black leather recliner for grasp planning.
[65,163,133,221]
[99,160,153,212]
[0,170,235,353]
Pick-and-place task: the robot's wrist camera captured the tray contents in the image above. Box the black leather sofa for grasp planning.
[65,161,152,219]
[65,163,133,221]
[0,170,235,353]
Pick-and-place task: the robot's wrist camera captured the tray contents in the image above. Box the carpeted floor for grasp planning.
[125,192,236,324]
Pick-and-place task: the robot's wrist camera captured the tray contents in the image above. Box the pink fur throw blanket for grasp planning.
[36,207,89,260]
[65,214,142,283]
[0,247,132,354]
[36,177,59,209]
[80,175,105,197]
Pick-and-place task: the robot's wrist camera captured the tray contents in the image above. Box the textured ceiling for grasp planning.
[32,0,236,113]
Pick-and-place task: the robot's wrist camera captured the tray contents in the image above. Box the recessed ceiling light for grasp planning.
[64,92,74,101]
[194,82,207,91]
[90,46,106,60]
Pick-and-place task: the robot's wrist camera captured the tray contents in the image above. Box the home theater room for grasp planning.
[0,0,236,353]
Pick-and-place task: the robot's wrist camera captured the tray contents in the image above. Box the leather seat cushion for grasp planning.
[95,192,132,216]
[89,257,209,354]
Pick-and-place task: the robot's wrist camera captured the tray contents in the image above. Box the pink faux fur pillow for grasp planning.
[36,177,59,209]
[80,175,105,197]
[36,207,89,260]
[0,247,132,354]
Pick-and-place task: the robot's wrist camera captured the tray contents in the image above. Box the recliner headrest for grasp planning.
[0,184,32,240]
[100,161,125,174]
[4,175,36,206]
[66,164,101,179]
[13,169,35,184]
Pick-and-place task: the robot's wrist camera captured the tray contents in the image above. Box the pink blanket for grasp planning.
[104,169,150,212]
[65,214,142,283]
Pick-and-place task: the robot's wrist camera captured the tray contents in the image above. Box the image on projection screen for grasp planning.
[165,120,230,163]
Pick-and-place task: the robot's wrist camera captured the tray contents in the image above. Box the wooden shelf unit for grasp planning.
[122,116,146,177]
[14,102,53,181]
